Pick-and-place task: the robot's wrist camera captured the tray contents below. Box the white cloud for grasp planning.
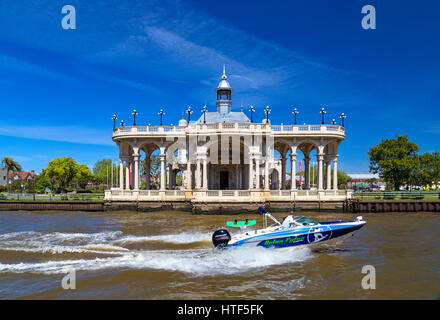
[0,124,114,146]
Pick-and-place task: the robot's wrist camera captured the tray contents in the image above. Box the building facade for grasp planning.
[105,69,350,204]
[0,167,7,187]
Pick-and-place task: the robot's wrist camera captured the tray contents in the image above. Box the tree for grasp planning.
[75,164,94,189]
[412,152,440,188]
[295,165,351,189]
[1,157,22,172]
[42,157,79,193]
[368,135,420,190]
[36,174,51,193]
[141,154,161,189]
[1,157,22,192]
[92,159,113,185]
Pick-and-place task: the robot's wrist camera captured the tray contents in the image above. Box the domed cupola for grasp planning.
[178,112,187,126]
[215,65,233,115]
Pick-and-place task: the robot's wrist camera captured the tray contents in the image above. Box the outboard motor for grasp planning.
[212,229,231,248]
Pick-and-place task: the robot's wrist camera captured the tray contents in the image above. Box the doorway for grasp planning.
[220,171,229,190]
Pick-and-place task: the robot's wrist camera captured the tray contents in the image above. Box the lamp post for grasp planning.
[120,120,125,127]
[264,106,271,123]
[249,106,255,123]
[320,107,326,125]
[111,114,118,129]
[186,106,193,124]
[292,108,299,125]
[158,109,165,126]
[202,105,208,124]
[331,119,336,125]
[340,113,347,127]
[131,109,139,126]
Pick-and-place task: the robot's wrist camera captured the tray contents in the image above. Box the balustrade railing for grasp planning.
[113,123,345,136]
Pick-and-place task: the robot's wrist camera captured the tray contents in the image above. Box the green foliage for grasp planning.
[303,165,351,189]
[368,135,420,190]
[36,175,51,192]
[42,157,78,193]
[92,159,114,184]
[42,157,94,193]
[76,164,94,189]
[337,170,351,189]
[141,154,161,188]
[1,157,22,172]
[412,152,440,187]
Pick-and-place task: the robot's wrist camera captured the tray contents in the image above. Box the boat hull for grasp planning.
[227,221,366,249]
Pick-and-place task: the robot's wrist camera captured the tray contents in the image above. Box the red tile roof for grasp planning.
[8,170,35,180]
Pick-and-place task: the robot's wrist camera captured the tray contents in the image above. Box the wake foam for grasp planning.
[0,229,312,275]
[0,246,311,275]
[114,232,212,245]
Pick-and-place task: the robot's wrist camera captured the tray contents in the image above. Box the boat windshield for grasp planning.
[293,216,318,226]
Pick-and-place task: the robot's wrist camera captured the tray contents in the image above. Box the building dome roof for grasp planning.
[215,65,233,92]
[178,112,187,126]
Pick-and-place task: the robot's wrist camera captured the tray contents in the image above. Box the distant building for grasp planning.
[0,167,7,187]
[347,172,385,190]
[8,170,36,183]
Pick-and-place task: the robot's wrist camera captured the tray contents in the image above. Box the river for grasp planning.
[0,210,439,299]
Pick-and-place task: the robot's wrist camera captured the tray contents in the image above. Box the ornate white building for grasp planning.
[105,68,350,208]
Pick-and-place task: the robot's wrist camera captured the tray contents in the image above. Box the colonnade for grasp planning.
[117,152,339,192]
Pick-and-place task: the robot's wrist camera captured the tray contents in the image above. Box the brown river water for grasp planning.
[0,210,439,299]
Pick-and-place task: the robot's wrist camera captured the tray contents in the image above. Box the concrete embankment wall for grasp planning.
[352,200,440,213]
[0,200,347,213]
[4,200,438,213]
[104,200,347,213]
[0,201,104,211]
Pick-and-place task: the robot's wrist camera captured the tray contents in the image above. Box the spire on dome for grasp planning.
[216,65,233,92]
[222,64,227,80]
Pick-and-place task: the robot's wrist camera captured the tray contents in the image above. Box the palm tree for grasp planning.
[1,157,22,192]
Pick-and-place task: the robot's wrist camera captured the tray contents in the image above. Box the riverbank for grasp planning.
[1,199,440,213]
[0,200,349,213]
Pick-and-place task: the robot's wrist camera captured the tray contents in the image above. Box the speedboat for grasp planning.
[212,207,366,250]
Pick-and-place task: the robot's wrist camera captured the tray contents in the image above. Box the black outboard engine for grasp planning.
[212,229,231,248]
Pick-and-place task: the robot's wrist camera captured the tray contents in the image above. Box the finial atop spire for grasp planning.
[222,64,227,80]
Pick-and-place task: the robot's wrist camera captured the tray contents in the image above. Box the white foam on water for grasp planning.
[0,231,127,255]
[0,246,312,275]
[0,231,122,244]
[0,242,129,255]
[114,232,212,245]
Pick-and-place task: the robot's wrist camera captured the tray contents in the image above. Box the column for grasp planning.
[281,157,286,190]
[290,153,297,190]
[333,157,338,190]
[255,158,260,189]
[264,158,269,190]
[203,158,208,189]
[317,154,324,191]
[304,157,310,189]
[326,160,332,190]
[119,159,124,190]
[133,154,140,190]
[187,160,192,190]
[125,163,130,190]
[160,153,166,190]
[196,158,201,189]
[248,157,253,190]
[168,164,172,189]
[235,165,239,190]
[145,157,150,190]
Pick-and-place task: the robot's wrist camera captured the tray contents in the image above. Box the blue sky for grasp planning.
[0,0,439,173]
